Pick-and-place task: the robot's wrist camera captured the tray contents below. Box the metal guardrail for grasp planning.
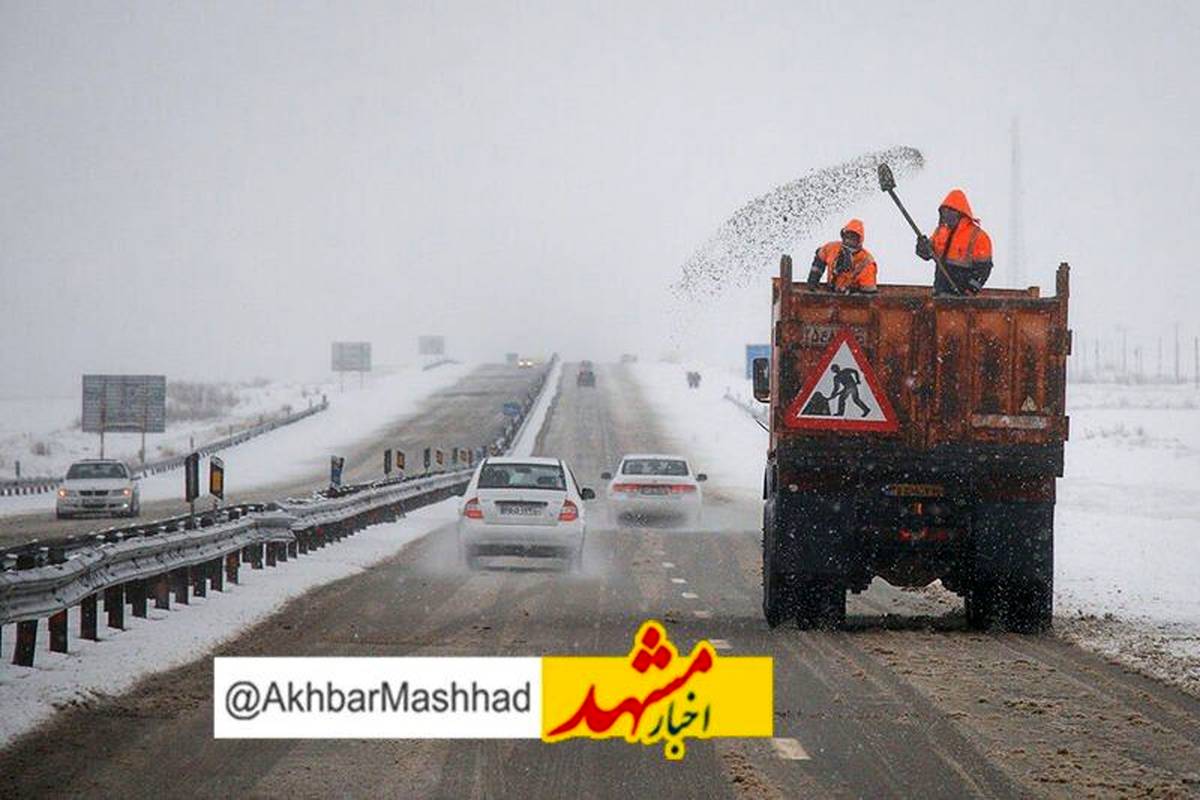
[0,399,331,497]
[0,359,557,667]
[0,469,471,666]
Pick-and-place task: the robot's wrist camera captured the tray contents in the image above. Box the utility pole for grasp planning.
[1010,116,1024,289]
[1175,323,1181,383]
[1113,331,1123,383]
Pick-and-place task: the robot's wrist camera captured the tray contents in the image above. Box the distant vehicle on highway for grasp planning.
[56,459,141,519]
[620,353,638,364]
[517,357,537,368]
[602,454,705,527]
[577,366,596,387]
[458,457,594,572]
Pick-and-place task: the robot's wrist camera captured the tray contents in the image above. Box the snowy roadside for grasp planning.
[0,498,460,748]
[629,362,1200,696]
[0,363,472,518]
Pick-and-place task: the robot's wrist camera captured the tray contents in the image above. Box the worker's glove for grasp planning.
[915,235,933,261]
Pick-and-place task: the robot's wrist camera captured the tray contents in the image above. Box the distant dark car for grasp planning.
[620,354,638,364]
[580,359,594,369]
[577,368,596,387]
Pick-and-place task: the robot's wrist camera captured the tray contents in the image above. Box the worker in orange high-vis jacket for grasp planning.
[807,218,878,294]
[915,189,993,295]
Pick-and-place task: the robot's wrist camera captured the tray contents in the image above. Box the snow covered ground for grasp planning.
[0,498,461,748]
[0,380,314,479]
[630,362,1200,694]
[0,363,471,518]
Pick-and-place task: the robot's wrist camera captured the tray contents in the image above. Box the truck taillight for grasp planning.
[668,484,697,493]
[611,483,640,494]
[463,498,483,519]
[559,499,579,522]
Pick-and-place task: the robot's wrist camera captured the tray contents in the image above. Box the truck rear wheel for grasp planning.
[971,499,1054,633]
[762,503,797,627]
[1001,577,1052,633]
[763,568,796,628]
[796,580,845,630]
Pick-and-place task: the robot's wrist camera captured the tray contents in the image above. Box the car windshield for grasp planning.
[66,462,127,480]
[478,462,566,490]
[621,458,689,476]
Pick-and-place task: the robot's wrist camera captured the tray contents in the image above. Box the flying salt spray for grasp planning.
[673,146,924,300]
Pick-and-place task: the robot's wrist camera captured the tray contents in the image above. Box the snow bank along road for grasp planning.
[0,364,539,549]
[2,365,1199,798]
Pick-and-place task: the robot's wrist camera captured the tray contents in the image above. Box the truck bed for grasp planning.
[769,260,1071,465]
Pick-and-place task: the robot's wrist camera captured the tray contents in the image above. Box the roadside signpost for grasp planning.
[209,456,225,502]
[417,336,445,356]
[82,374,166,460]
[330,456,345,488]
[384,449,393,476]
[184,452,200,521]
[331,342,372,390]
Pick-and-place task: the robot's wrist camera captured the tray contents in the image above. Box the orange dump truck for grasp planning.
[751,256,1071,631]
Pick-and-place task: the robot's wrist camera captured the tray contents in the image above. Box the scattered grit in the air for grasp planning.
[673,145,924,300]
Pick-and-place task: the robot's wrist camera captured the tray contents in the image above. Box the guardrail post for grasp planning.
[13,621,37,666]
[192,565,207,598]
[266,542,277,567]
[278,540,290,563]
[286,539,297,559]
[314,526,325,549]
[225,551,240,584]
[297,528,310,554]
[210,558,224,591]
[105,585,125,629]
[251,543,264,569]
[129,579,148,618]
[81,594,99,640]
[153,574,170,610]
[49,610,68,653]
[172,567,189,605]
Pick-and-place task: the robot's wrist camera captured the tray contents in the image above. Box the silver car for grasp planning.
[56,459,141,519]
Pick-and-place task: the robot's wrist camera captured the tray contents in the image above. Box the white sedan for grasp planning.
[458,456,594,571]
[56,459,141,519]
[602,454,706,527]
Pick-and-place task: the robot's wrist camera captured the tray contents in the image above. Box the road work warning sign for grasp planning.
[783,327,898,432]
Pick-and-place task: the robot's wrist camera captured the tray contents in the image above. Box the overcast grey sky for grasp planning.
[3,1,1197,395]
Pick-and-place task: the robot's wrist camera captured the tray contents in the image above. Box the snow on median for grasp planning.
[0,498,460,748]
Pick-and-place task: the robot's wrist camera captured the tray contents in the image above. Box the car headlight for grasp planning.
[58,488,69,498]
[121,488,132,497]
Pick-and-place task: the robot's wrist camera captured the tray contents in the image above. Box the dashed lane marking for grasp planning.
[662,562,675,569]
[681,592,699,599]
[693,610,713,619]
[709,639,732,651]
[671,577,687,584]
[771,738,811,761]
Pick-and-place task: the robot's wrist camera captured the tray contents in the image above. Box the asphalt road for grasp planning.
[2,364,1199,798]
[0,364,545,550]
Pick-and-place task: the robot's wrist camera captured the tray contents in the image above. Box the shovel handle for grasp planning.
[886,189,924,238]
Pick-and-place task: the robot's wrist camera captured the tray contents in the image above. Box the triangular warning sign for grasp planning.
[783,327,899,432]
